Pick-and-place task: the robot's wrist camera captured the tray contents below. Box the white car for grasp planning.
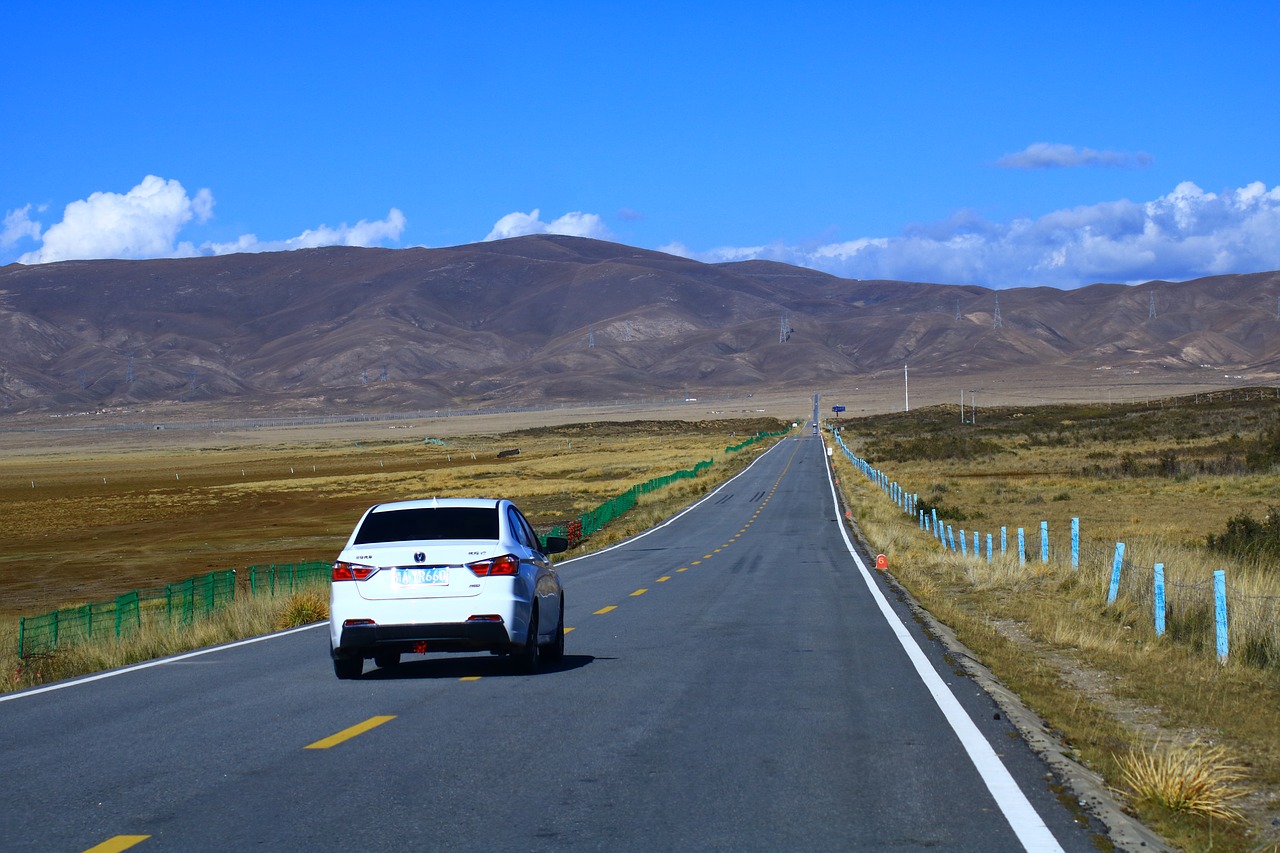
[328,497,568,679]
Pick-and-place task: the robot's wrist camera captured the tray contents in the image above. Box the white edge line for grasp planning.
[0,623,324,703]
[821,438,1065,853]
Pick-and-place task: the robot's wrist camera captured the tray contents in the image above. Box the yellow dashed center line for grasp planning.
[691,560,702,566]
[630,588,648,596]
[460,676,482,682]
[82,837,150,853]
[657,575,671,582]
[565,626,576,633]
[676,567,688,572]
[305,715,396,750]
[594,605,617,615]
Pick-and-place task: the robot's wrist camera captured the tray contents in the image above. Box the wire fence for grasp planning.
[831,427,1280,670]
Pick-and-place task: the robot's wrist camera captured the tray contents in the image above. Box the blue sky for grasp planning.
[3,1,1278,288]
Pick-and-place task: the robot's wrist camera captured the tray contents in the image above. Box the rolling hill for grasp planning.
[1,234,1277,415]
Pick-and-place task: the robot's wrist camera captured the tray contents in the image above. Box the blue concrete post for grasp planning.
[1017,528,1026,565]
[1214,570,1229,663]
[1071,517,1080,570]
[1153,563,1166,637]
[1107,542,1125,605]
[1040,521,1049,563]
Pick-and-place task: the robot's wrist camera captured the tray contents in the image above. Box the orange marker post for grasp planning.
[875,554,888,570]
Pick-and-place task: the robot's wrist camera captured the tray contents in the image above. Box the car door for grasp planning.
[508,505,558,640]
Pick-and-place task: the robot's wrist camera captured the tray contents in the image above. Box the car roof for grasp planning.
[366,498,504,513]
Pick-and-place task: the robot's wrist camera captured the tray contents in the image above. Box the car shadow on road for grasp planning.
[358,654,599,680]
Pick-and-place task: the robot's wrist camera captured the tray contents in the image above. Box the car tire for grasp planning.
[515,604,539,674]
[333,654,363,680]
[541,599,565,664]
[374,651,400,670]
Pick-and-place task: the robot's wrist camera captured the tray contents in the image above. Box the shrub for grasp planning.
[1206,506,1280,562]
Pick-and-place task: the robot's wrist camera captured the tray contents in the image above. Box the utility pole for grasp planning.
[780,312,790,343]
[993,295,1004,329]
[588,327,595,349]
[903,364,910,412]
[1149,291,1157,320]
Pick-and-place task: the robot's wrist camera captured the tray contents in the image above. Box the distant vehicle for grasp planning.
[328,498,568,679]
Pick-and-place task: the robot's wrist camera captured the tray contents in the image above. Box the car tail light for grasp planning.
[343,619,376,627]
[467,554,520,577]
[333,561,378,581]
[466,615,504,623]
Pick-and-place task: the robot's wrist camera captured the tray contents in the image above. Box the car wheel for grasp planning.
[333,654,363,680]
[541,599,565,664]
[374,651,400,670]
[515,604,539,673]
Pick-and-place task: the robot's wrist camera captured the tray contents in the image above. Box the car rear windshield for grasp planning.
[353,506,500,545]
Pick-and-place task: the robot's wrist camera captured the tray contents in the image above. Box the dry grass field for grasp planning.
[0,411,790,621]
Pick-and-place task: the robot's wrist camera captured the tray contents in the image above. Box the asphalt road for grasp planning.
[0,434,1103,852]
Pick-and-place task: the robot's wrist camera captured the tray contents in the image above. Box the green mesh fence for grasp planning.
[247,561,331,596]
[17,570,237,659]
[16,561,332,659]
[547,428,787,547]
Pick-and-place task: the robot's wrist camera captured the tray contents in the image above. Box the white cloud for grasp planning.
[10,175,408,264]
[671,181,1280,288]
[201,208,407,255]
[484,208,614,241]
[996,142,1152,170]
[18,176,214,263]
[2,204,44,250]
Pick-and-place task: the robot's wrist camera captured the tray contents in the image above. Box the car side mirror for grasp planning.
[543,535,569,555]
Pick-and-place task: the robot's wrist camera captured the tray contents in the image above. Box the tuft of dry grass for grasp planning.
[272,590,329,631]
[1118,739,1249,821]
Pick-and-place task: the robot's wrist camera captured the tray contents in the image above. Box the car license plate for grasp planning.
[395,567,449,585]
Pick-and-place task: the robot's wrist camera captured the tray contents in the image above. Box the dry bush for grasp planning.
[1118,739,1249,821]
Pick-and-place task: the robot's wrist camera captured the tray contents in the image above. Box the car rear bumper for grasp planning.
[335,621,513,658]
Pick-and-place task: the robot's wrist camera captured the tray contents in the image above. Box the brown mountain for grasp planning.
[1,234,1278,415]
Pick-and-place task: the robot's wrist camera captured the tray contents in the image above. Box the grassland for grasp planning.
[831,388,1280,852]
